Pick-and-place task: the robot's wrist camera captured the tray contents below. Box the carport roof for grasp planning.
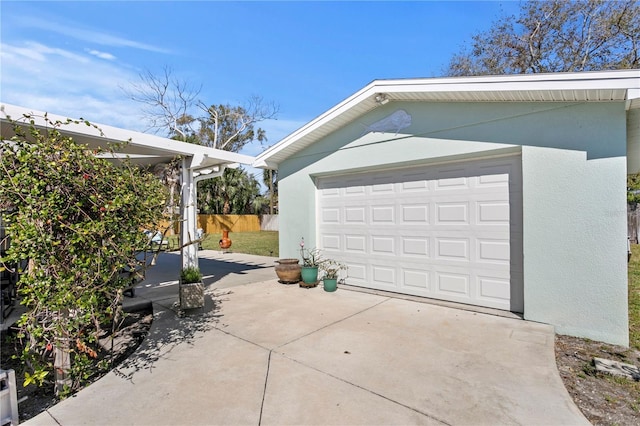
[253,69,640,169]
[1,103,254,172]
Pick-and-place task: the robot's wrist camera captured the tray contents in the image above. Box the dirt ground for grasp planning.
[555,334,640,425]
[0,308,153,422]
[2,313,639,424]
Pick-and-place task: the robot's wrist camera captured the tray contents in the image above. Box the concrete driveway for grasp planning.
[26,251,589,425]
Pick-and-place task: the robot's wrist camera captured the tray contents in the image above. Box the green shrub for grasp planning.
[0,113,167,396]
[180,266,202,283]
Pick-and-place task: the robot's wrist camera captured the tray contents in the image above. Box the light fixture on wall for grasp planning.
[374,93,390,105]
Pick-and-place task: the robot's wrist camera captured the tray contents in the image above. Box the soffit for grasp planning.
[254,70,640,169]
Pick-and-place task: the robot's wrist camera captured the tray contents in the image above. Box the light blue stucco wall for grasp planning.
[521,146,628,345]
[277,101,629,345]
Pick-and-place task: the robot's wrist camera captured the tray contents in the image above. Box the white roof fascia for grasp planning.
[253,70,640,169]
[1,103,254,167]
[253,83,377,168]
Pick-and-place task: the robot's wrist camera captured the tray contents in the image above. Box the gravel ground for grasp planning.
[555,334,640,425]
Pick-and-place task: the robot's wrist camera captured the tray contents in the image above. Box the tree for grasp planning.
[446,0,639,76]
[196,97,277,152]
[125,68,278,221]
[121,66,201,141]
[0,114,167,396]
[124,68,278,151]
[263,169,278,214]
[197,167,263,214]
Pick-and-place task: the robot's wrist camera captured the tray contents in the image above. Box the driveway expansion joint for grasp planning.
[273,297,392,350]
[279,353,452,426]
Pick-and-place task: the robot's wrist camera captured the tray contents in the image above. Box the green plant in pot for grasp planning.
[180,266,202,284]
[180,266,204,309]
[300,238,322,284]
[320,259,347,292]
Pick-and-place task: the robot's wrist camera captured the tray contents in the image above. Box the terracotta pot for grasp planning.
[275,258,301,283]
[219,230,232,249]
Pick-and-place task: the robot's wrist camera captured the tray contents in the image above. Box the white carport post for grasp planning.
[180,156,199,270]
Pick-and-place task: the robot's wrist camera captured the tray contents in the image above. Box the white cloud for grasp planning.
[86,49,116,61]
[3,41,90,64]
[19,16,171,54]
[1,40,145,130]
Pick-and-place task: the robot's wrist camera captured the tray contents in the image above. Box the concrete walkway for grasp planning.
[25,251,589,426]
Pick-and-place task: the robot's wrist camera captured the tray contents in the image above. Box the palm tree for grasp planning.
[262,169,278,214]
[197,167,262,214]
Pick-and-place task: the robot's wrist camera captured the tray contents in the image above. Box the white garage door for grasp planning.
[317,156,523,312]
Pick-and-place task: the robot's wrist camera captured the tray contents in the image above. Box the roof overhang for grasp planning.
[0,103,254,174]
[253,70,640,169]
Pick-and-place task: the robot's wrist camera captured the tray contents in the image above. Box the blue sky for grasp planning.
[1,0,521,162]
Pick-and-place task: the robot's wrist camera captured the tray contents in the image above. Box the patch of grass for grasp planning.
[164,231,279,257]
[582,362,598,376]
[629,244,640,350]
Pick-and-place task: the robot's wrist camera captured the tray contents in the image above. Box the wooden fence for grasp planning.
[630,204,639,244]
[159,214,279,235]
[198,214,260,233]
[260,214,279,231]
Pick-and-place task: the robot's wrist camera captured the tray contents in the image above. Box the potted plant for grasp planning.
[320,259,347,292]
[299,238,323,286]
[300,248,323,285]
[179,265,204,309]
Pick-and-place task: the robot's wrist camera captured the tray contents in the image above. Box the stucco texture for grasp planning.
[277,101,629,345]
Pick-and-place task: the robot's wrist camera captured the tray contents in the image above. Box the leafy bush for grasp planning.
[0,113,167,395]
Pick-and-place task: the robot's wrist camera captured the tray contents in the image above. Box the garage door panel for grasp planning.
[400,176,430,191]
[436,175,469,190]
[435,237,470,261]
[317,157,522,312]
[477,239,511,265]
[371,235,396,255]
[344,234,367,253]
[320,207,341,224]
[320,233,342,251]
[477,201,510,223]
[402,268,430,290]
[371,264,397,288]
[400,203,430,224]
[477,172,510,187]
[345,261,367,285]
[345,206,367,224]
[319,187,341,198]
[436,271,470,297]
[344,187,366,197]
[400,236,430,258]
[436,202,470,224]
[371,177,395,193]
[477,276,511,304]
[371,205,395,224]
